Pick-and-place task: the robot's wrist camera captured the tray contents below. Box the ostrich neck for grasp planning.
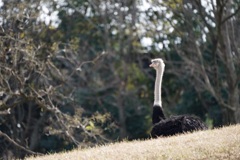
[154,67,164,107]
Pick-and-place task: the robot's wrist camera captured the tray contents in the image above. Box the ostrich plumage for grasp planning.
[150,58,207,138]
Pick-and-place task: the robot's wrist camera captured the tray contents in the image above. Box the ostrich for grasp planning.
[149,58,207,138]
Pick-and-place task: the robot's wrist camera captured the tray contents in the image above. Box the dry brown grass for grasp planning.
[27,125,240,160]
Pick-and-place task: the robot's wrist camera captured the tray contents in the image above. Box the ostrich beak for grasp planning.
[149,63,154,67]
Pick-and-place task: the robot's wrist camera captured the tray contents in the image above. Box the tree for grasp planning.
[0,1,112,158]
[56,0,152,139]
[151,0,240,124]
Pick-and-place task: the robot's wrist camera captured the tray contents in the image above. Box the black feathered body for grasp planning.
[151,105,207,138]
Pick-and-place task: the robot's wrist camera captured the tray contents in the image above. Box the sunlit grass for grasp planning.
[27,125,240,160]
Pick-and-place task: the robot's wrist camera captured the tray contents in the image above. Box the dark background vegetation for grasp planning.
[0,0,239,159]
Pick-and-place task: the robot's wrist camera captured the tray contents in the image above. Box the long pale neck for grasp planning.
[154,66,164,107]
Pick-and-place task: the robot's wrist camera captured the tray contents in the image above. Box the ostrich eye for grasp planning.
[152,60,157,64]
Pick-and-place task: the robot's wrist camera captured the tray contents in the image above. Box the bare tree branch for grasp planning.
[221,4,240,24]
[0,131,43,156]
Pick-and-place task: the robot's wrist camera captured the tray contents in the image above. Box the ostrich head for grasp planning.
[149,58,165,70]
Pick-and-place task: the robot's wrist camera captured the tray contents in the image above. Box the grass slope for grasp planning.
[28,125,240,160]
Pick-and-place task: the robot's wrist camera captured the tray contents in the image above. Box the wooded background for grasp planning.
[0,0,239,159]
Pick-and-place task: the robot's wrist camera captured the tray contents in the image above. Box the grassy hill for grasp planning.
[27,125,240,160]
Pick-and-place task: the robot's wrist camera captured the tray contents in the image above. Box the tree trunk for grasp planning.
[235,107,240,123]
[218,3,239,124]
[222,108,235,125]
[117,85,127,139]
[232,87,240,123]
[117,97,127,139]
